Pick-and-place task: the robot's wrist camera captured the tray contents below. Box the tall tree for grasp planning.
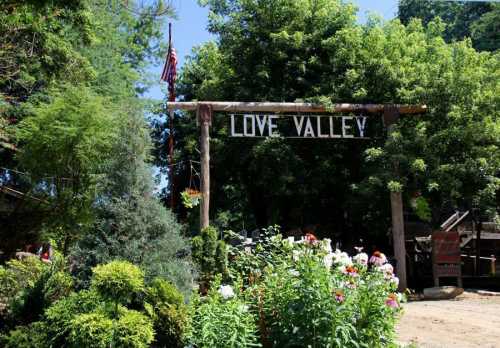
[154,0,499,245]
[71,103,195,294]
[1,0,179,255]
[16,86,117,252]
[398,0,498,51]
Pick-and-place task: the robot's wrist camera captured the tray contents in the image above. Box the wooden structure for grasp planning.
[432,211,468,287]
[167,101,427,290]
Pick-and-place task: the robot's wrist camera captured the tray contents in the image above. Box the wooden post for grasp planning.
[391,190,407,291]
[385,106,407,291]
[491,255,496,276]
[198,104,212,230]
[476,221,482,276]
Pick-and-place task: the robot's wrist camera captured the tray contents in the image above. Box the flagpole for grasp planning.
[167,23,175,210]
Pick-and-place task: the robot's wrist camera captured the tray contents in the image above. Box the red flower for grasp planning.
[305,233,317,243]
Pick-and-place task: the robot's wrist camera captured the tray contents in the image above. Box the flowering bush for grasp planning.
[188,278,260,348]
[221,228,403,347]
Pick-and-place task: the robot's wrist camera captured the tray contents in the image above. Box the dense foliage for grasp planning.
[398,0,499,52]
[0,0,177,255]
[188,228,402,347]
[1,0,196,344]
[69,105,195,294]
[0,260,191,347]
[153,0,499,243]
[1,0,498,346]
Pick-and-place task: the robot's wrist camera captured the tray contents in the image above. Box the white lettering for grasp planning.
[268,115,278,137]
[243,114,255,136]
[342,116,353,138]
[303,117,315,137]
[317,116,328,138]
[329,117,341,138]
[256,115,268,136]
[356,116,367,138]
[230,114,243,137]
[293,116,305,136]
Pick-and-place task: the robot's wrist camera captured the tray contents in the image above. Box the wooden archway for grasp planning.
[168,101,427,290]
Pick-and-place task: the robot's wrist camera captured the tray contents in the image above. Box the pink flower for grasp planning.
[334,290,344,303]
[341,265,359,277]
[305,233,318,244]
[385,293,399,308]
[369,251,387,266]
[378,263,394,279]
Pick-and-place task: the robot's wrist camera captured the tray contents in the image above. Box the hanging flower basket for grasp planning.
[181,188,202,209]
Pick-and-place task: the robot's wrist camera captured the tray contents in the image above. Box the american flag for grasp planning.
[161,46,177,98]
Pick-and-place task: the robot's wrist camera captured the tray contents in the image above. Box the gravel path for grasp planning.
[397,292,500,348]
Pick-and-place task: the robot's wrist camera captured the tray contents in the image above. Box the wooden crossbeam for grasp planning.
[167,101,427,114]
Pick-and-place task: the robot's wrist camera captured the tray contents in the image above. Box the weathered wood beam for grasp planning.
[197,104,212,230]
[167,101,427,114]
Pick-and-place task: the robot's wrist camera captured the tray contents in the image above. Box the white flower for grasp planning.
[332,249,352,266]
[390,276,400,287]
[218,285,235,299]
[378,263,394,279]
[323,253,334,268]
[292,250,302,261]
[292,326,299,334]
[321,239,333,253]
[290,269,300,277]
[341,280,357,289]
[353,252,368,266]
[396,292,404,302]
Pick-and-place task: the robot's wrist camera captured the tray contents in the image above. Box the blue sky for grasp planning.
[148,0,399,100]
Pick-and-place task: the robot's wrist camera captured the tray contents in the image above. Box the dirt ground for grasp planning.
[397,291,500,348]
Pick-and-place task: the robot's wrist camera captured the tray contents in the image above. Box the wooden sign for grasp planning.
[432,230,462,287]
[229,114,369,139]
[433,231,461,264]
[434,264,461,277]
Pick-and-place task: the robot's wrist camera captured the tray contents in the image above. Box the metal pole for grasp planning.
[167,23,176,210]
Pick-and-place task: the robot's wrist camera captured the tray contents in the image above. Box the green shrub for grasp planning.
[0,322,48,348]
[0,257,47,320]
[0,257,46,295]
[43,270,73,304]
[191,226,228,288]
[69,109,196,296]
[43,290,103,346]
[115,308,155,348]
[91,260,144,306]
[188,280,260,348]
[0,256,73,326]
[146,278,189,348]
[69,311,113,348]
